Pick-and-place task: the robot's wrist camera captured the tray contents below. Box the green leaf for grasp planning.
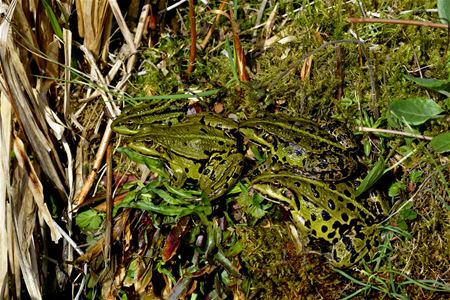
[405,75,450,93]
[438,0,450,24]
[430,132,450,153]
[356,159,386,196]
[389,98,443,125]
[116,147,169,178]
[41,0,63,39]
[408,170,423,183]
[400,208,417,221]
[388,181,407,198]
[75,209,104,232]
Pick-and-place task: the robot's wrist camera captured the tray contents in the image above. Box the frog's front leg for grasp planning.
[199,152,245,200]
[166,154,202,187]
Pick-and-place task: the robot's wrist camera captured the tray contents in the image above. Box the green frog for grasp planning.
[113,100,386,267]
[112,101,244,200]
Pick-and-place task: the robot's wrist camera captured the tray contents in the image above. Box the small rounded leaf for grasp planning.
[430,132,450,153]
[389,98,443,125]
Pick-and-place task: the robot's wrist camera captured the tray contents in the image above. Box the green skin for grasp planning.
[112,101,387,267]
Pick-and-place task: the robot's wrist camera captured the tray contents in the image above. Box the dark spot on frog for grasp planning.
[329,183,336,190]
[327,231,336,239]
[311,229,317,236]
[218,140,225,146]
[337,195,345,202]
[338,224,350,236]
[355,231,366,241]
[223,182,229,189]
[321,210,331,221]
[332,220,342,230]
[272,139,278,151]
[344,189,352,198]
[302,195,310,203]
[328,199,336,210]
[310,184,320,198]
[272,155,279,164]
[311,214,316,221]
[332,237,339,244]
[349,218,359,227]
[359,211,367,221]
[347,202,356,211]
[332,250,340,262]
[341,212,349,223]
[293,195,301,210]
[292,136,301,144]
[294,181,301,187]
[305,220,311,229]
[342,236,357,255]
[365,239,372,251]
[321,225,328,233]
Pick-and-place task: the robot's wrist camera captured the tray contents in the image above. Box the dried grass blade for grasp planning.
[0,88,12,299]
[10,208,42,299]
[75,0,110,55]
[108,0,137,59]
[0,2,67,196]
[13,135,61,242]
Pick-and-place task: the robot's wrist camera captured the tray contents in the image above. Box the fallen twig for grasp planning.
[348,17,448,29]
[357,126,433,141]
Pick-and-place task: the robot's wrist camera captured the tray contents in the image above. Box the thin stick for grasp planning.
[201,0,228,49]
[104,143,113,265]
[187,0,197,75]
[73,120,113,209]
[357,126,433,141]
[348,17,449,29]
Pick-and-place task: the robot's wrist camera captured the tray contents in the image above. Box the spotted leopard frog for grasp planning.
[114,102,385,267]
[112,101,244,200]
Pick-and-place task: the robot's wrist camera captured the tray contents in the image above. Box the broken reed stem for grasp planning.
[187,0,197,75]
[357,126,433,140]
[201,0,228,49]
[348,17,449,29]
[73,120,114,209]
[104,143,113,265]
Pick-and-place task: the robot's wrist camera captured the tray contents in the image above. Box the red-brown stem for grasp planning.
[187,0,197,75]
